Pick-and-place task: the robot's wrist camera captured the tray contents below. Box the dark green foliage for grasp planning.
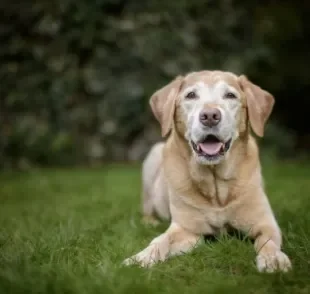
[1,1,309,167]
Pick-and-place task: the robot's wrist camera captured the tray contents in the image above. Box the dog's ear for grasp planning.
[149,76,183,137]
[239,75,275,137]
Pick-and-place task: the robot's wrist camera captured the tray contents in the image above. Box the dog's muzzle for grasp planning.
[191,135,232,162]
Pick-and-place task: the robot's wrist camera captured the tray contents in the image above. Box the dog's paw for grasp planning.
[142,215,160,227]
[256,250,292,273]
[122,243,167,268]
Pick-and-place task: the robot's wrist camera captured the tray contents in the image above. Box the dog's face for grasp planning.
[150,70,274,165]
[178,71,245,165]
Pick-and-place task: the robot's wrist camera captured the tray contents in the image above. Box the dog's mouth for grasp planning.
[191,135,232,160]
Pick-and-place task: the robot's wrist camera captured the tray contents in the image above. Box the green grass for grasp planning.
[1,158,310,294]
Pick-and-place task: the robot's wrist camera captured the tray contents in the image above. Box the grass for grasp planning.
[0,157,310,294]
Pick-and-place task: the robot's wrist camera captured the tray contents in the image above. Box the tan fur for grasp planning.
[123,71,291,273]
[239,75,275,137]
[141,142,170,224]
[149,76,183,137]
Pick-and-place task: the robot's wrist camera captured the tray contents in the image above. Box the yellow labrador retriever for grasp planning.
[123,70,292,273]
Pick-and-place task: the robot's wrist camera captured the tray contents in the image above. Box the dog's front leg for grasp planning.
[251,221,292,273]
[123,222,202,267]
[231,194,292,273]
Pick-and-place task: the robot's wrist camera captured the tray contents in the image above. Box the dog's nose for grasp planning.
[199,108,221,127]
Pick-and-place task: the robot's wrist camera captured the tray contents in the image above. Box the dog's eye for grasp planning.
[224,92,237,99]
[185,91,197,99]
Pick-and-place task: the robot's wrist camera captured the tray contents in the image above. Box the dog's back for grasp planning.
[141,142,170,223]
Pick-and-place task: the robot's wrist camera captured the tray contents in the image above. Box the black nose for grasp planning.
[199,108,221,127]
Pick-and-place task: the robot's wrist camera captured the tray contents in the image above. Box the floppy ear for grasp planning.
[149,76,183,137]
[239,75,275,137]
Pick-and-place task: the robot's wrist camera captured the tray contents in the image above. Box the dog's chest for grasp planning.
[191,168,231,207]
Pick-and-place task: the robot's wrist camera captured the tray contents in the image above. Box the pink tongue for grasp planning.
[199,142,223,155]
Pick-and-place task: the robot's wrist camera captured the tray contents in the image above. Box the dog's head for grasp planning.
[150,70,274,165]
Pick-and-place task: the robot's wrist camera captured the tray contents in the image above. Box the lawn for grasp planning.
[0,158,310,294]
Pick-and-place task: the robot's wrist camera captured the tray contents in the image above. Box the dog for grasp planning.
[123,70,292,273]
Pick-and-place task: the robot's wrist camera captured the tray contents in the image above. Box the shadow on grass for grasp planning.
[203,227,254,244]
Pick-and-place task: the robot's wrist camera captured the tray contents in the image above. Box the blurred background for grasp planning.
[1,0,309,170]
